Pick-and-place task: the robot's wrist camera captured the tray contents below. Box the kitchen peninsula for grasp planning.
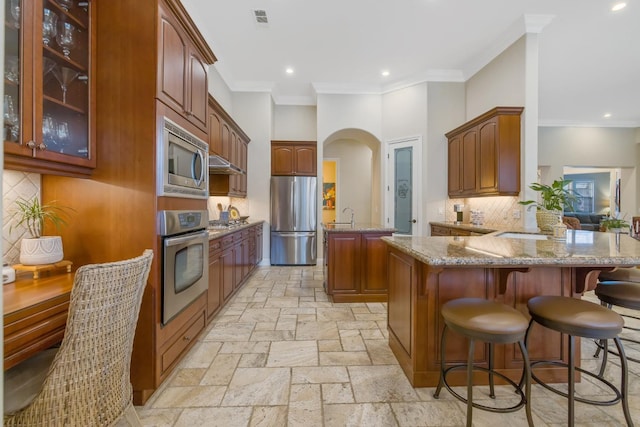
[382,230,640,387]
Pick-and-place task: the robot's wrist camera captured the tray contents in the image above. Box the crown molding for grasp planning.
[539,119,640,128]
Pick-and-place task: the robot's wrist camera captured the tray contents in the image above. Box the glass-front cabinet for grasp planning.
[4,0,95,176]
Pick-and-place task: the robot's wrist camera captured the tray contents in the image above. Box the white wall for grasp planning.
[426,82,466,225]
[324,140,373,224]
[230,92,273,262]
[273,105,317,140]
[208,65,233,113]
[317,94,383,144]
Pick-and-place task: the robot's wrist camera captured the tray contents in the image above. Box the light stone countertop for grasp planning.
[208,220,265,240]
[382,230,640,267]
[321,223,396,233]
[429,221,540,235]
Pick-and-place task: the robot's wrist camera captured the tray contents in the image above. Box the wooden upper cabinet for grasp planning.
[157,0,214,133]
[446,107,523,197]
[271,141,317,176]
[208,94,250,198]
[4,0,97,177]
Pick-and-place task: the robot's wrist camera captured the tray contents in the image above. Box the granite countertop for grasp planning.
[429,221,537,234]
[382,230,640,267]
[321,222,396,233]
[208,220,264,239]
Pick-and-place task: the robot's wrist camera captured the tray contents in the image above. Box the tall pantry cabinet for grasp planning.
[42,0,216,404]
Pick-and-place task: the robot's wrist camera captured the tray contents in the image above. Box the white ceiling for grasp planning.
[181,0,640,127]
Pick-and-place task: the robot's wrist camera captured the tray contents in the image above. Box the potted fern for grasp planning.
[10,197,73,265]
[601,216,630,233]
[519,178,577,233]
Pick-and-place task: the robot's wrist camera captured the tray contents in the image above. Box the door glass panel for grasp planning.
[394,147,412,234]
[4,0,21,144]
[174,243,204,293]
[41,0,90,158]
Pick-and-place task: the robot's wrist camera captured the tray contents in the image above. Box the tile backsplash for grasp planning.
[3,170,42,264]
[445,196,523,228]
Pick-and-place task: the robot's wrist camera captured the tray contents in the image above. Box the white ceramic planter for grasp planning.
[19,236,64,265]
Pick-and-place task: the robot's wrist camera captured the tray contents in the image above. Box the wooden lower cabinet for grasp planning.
[324,231,393,303]
[207,223,264,318]
[386,245,581,387]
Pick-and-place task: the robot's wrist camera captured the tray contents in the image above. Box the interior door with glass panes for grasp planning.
[385,137,422,235]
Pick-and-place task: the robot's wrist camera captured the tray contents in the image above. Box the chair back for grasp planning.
[4,250,153,426]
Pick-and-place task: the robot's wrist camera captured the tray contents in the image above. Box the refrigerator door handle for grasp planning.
[273,232,316,237]
[291,180,296,227]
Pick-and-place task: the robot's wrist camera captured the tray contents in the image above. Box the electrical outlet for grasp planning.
[438,207,444,215]
[513,209,521,219]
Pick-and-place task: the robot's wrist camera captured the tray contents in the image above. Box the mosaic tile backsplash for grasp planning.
[445,196,524,228]
[3,170,42,264]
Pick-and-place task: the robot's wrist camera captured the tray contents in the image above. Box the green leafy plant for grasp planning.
[601,216,629,231]
[519,178,577,212]
[10,197,73,238]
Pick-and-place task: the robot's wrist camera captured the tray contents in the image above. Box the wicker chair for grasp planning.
[4,250,153,427]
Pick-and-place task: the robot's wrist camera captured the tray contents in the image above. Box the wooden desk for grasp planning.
[4,272,74,370]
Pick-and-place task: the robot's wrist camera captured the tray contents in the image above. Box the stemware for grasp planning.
[56,121,70,153]
[5,56,20,84]
[56,22,75,59]
[43,58,57,83]
[57,0,74,11]
[52,66,79,104]
[10,0,21,29]
[42,9,58,46]
[42,115,57,148]
[4,95,20,141]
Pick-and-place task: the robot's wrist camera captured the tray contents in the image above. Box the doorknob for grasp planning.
[409,219,417,223]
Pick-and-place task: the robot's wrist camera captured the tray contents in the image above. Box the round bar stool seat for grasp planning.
[433,298,533,427]
[526,295,633,427]
[593,280,640,373]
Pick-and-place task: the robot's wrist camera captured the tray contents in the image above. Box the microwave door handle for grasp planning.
[193,150,205,186]
[164,231,208,247]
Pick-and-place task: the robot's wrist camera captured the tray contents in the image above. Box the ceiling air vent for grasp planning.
[253,9,268,24]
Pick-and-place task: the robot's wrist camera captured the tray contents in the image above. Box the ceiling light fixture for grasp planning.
[285,67,294,75]
[603,113,612,118]
[611,2,627,11]
[381,70,390,77]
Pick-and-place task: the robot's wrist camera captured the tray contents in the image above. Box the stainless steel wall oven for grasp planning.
[158,210,208,325]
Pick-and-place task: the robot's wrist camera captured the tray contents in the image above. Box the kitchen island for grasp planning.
[322,223,395,303]
[382,230,640,387]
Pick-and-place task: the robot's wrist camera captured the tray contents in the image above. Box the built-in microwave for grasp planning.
[157,117,209,199]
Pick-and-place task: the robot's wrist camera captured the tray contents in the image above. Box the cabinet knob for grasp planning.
[183,335,191,342]
[37,143,47,151]
[26,140,36,149]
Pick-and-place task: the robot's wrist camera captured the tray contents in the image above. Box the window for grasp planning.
[572,180,594,213]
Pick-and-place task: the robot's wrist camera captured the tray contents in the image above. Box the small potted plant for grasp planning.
[10,197,73,265]
[519,178,577,233]
[601,216,630,233]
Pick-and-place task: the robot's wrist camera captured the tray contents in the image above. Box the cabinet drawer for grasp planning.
[221,235,235,248]
[161,312,205,373]
[430,225,451,236]
[450,229,471,236]
[210,238,223,255]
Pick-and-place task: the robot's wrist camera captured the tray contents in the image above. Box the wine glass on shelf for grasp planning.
[42,9,58,46]
[56,22,76,59]
[5,56,20,84]
[52,66,79,104]
[57,121,70,153]
[4,95,20,141]
[42,115,57,148]
[57,0,74,12]
[10,0,21,29]
[43,57,57,83]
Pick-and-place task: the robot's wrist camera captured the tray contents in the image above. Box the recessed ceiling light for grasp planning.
[612,2,627,11]
[285,67,294,75]
[604,113,612,118]
[381,70,390,77]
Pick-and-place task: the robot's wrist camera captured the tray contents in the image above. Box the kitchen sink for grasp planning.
[495,232,549,240]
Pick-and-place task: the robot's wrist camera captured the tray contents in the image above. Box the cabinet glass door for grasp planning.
[4,0,22,146]
[40,0,90,160]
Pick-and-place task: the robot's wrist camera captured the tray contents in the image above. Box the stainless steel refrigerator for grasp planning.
[270,176,317,265]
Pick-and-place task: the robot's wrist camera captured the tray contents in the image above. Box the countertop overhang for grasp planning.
[208,220,264,239]
[382,230,640,267]
[321,222,396,233]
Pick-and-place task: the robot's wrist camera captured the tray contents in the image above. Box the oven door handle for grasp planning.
[164,230,208,247]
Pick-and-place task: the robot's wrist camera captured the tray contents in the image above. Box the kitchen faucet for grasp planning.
[343,207,355,227]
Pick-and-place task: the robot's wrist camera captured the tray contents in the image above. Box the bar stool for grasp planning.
[525,295,634,427]
[593,280,640,375]
[433,298,534,427]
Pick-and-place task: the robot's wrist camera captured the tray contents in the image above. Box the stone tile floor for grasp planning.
[137,266,640,426]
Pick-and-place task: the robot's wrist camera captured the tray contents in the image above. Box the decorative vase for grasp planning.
[19,236,64,265]
[536,210,561,234]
